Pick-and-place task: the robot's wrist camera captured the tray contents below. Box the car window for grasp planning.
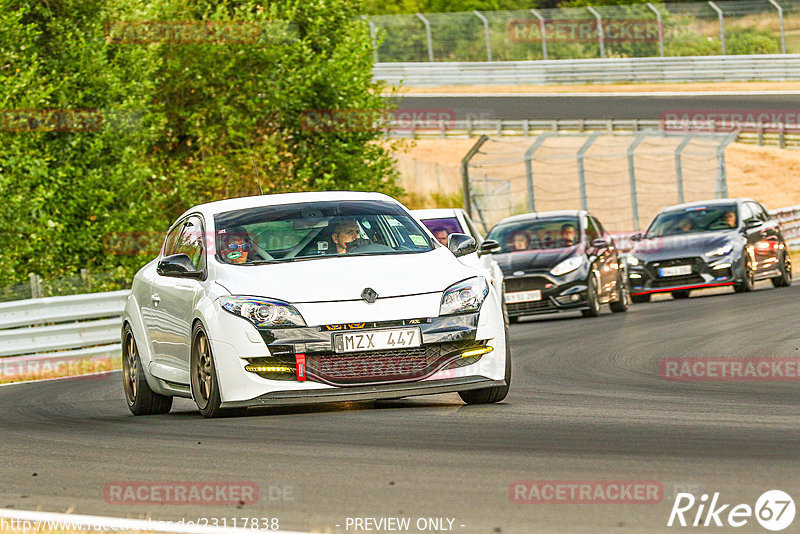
[749,202,768,222]
[163,223,184,256]
[585,217,599,242]
[420,217,463,246]
[740,203,755,223]
[486,216,581,253]
[463,214,484,244]
[174,216,205,270]
[213,200,433,264]
[646,204,740,237]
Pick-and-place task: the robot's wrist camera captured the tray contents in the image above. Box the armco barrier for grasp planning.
[373,55,800,86]
[0,290,128,365]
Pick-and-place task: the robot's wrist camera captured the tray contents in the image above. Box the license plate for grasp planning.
[505,290,542,303]
[659,265,692,277]
[333,328,421,353]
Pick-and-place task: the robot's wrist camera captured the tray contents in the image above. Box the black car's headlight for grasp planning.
[219,296,306,328]
[626,255,641,267]
[704,243,733,259]
[440,277,488,316]
[550,256,584,276]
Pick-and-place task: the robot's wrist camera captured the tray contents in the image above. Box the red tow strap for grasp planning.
[295,353,306,381]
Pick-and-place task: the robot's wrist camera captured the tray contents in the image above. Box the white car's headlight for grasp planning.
[626,255,640,267]
[440,277,488,316]
[550,256,584,276]
[219,296,306,328]
[705,243,733,258]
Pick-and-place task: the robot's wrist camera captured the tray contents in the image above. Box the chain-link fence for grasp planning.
[367,0,800,62]
[462,132,736,234]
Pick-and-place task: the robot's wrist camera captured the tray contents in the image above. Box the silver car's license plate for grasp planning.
[659,265,692,277]
[333,328,422,353]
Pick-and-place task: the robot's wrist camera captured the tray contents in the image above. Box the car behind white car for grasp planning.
[122,192,510,417]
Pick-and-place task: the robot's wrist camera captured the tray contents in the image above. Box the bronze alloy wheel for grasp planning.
[121,325,172,416]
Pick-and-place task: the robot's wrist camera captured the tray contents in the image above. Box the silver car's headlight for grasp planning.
[626,255,640,267]
[219,296,306,328]
[705,243,733,258]
[550,256,584,276]
[440,277,488,316]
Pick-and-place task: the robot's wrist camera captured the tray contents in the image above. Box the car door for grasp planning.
[147,215,206,383]
[585,215,614,299]
[749,201,780,272]
[740,202,766,273]
[593,215,620,297]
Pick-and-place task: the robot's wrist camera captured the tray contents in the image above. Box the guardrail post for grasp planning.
[524,133,554,212]
[716,132,737,198]
[29,273,42,299]
[530,8,548,60]
[587,6,605,59]
[416,13,434,62]
[577,132,600,211]
[627,135,647,231]
[361,16,379,63]
[768,0,786,54]
[461,135,489,218]
[757,120,764,146]
[779,122,786,148]
[646,3,665,57]
[473,11,492,61]
[674,136,693,204]
[708,2,726,55]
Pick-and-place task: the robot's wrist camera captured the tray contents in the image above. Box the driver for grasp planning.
[330,219,362,254]
[722,209,737,228]
[509,230,529,251]
[677,217,693,233]
[220,226,251,264]
[559,223,577,247]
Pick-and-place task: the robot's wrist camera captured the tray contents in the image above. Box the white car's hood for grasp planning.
[213,248,478,303]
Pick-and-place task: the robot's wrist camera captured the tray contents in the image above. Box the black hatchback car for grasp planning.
[486,210,630,321]
[626,198,792,302]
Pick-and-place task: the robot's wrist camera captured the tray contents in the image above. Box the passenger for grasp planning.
[509,231,530,251]
[220,226,251,265]
[722,210,737,228]
[558,223,577,247]
[331,219,361,254]
[431,227,449,246]
[541,230,555,249]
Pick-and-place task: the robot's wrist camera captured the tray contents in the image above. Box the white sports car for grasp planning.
[122,192,510,417]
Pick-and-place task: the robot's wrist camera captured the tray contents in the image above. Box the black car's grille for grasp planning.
[505,276,550,293]
[650,274,705,288]
[507,299,556,316]
[305,341,479,386]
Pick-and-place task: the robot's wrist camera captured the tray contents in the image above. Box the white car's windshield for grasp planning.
[214,200,434,264]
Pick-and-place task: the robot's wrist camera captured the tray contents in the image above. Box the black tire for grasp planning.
[631,294,651,304]
[671,290,691,299]
[459,327,511,405]
[191,323,243,418]
[734,256,755,293]
[122,325,172,416]
[771,252,792,288]
[580,270,601,318]
[609,272,630,313]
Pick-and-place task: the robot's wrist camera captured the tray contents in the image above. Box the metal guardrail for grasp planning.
[770,204,800,247]
[0,290,128,364]
[373,54,800,86]
[392,118,800,149]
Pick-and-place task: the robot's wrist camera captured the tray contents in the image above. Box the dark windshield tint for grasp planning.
[487,216,581,253]
[213,200,433,264]
[646,205,738,238]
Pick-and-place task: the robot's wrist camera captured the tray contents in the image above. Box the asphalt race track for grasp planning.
[2,281,799,533]
[395,93,800,121]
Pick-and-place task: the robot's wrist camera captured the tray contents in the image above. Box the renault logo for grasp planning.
[361,288,378,304]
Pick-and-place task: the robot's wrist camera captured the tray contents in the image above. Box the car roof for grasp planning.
[660,198,752,214]
[493,210,586,226]
[176,191,401,222]
[411,208,465,219]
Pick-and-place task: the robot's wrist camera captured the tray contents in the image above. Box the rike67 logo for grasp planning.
[668,490,795,531]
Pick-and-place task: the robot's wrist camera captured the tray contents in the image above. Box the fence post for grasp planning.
[524,133,554,213]
[361,16,379,63]
[627,135,647,231]
[708,2,726,55]
[716,132,737,198]
[674,136,693,203]
[768,0,786,54]
[461,135,489,218]
[587,6,605,59]
[29,273,42,299]
[416,13,434,62]
[530,8,548,60]
[577,132,600,211]
[473,11,492,61]
[646,3,665,57]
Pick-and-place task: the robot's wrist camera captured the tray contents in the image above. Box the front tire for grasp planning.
[459,327,511,405]
[771,252,792,288]
[734,257,755,293]
[190,323,232,418]
[609,272,630,313]
[122,325,172,416]
[581,270,601,318]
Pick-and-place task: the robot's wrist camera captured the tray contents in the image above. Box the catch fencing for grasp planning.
[367,1,800,63]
